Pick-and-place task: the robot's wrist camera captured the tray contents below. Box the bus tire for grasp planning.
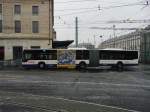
[38,62,45,69]
[117,62,123,71]
[79,62,87,70]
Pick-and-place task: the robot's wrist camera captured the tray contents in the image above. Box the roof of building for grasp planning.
[52,40,74,48]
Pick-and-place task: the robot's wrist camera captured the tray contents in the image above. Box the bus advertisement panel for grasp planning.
[57,50,76,68]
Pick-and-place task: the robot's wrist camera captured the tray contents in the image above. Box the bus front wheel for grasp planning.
[38,62,45,69]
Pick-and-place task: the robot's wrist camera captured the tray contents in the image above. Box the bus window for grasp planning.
[125,51,138,60]
[76,50,89,60]
[24,53,32,60]
[76,50,83,59]
[99,51,110,60]
[100,50,125,60]
[83,50,89,60]
[47,50,57,60]
[39,54,47,60]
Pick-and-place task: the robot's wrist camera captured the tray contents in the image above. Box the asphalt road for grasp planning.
[0,65,150,112]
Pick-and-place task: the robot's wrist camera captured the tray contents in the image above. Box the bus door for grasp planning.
[89,50,99,67]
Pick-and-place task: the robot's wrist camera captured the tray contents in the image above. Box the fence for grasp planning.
[0,59,22,69]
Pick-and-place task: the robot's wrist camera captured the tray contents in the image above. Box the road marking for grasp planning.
[0,91,140,112]
[50,96,140,112]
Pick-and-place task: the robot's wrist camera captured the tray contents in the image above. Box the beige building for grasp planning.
[0,0,54,60]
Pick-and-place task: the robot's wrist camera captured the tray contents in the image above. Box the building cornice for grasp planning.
[0,37,51,40]
[0,33,53,40]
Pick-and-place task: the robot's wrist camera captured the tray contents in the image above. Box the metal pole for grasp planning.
[94,35,96,47]
[113,25,116,48]
[75,17,78,47]
[48,0,51,46]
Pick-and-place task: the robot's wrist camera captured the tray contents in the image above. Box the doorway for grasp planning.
[13,46,23,60]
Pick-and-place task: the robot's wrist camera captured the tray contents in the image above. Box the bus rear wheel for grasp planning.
[79,62,87,70]
[117,62,123,71]
[38,62,45,69]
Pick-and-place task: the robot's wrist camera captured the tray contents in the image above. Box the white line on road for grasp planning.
[0,91,140,112]
[50,96,140,112]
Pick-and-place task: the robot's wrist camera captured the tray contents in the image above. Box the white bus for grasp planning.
[22,49,139,70]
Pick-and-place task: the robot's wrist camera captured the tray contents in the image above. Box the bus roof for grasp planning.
[68,47,87,50]
[102,48,124,50]
[23,48,139,52]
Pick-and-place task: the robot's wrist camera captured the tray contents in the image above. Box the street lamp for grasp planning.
[100,35,103,43]
[113,25,116,48]
[99,35,103,48]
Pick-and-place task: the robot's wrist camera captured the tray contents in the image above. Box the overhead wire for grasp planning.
[55,9,98,17]
[55,19,150,28]
[55,1,149,17]
[54,0,149,37]
[55,1,149,28]
[55,0,97,4]
[55,0,145,12]
[55,7,98,12]
[67,0,145,25]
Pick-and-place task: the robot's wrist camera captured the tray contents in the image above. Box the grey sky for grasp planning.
[54,0,150,46]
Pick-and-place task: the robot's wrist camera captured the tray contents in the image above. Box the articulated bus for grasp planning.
[22,49,139,70]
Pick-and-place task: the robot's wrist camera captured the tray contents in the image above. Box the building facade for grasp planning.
[99,31,141,51]
[0,0,54,60]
